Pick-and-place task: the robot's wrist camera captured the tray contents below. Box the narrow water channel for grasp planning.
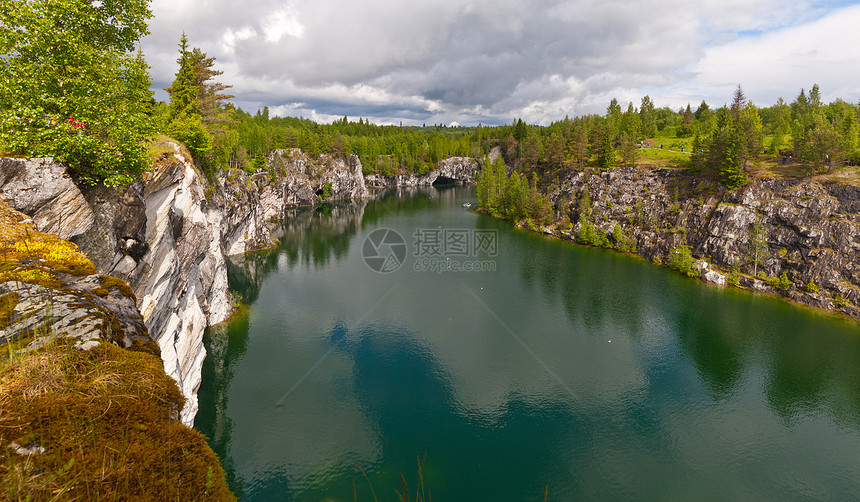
[196,185,860,500]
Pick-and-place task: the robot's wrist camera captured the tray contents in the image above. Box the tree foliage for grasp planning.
[476,156,552,225]
[165,33,236,169]
[0,0,155,185]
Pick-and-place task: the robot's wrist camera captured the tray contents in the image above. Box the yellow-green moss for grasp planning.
[0,340,235,501]
[0,201,96,288]
[93,275,137,300]
[0,292,18,328]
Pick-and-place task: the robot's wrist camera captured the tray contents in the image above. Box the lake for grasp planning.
[196,185,860,500]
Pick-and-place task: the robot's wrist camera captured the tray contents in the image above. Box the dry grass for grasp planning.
[814,167,860,187]
[0,199,234,500]
[0,340,235,501]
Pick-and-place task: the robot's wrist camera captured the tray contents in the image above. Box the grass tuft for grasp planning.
[0,339,236,501]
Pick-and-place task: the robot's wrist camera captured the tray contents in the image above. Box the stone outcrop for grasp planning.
[69,144,232,424]
[262,149,369,207]
[0,201,155,354]
[549,167,860,320]
[364,156,481,188]
[0,144,370,425]
[0,158,94,239]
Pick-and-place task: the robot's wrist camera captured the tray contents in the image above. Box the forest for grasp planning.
[1,3,858,190]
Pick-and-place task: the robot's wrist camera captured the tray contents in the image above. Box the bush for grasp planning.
[577,220,610,248]
[611,224,637,253]
[167,114,213,159]
[805,279,819,293]
[776,272,792,289]
[667,243,698,277]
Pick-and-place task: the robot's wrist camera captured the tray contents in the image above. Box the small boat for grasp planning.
[462,202,472,208]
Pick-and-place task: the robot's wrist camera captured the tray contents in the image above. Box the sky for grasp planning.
[141,0,860,126]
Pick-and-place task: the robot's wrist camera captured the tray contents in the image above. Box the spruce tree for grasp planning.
[597,126,616,170]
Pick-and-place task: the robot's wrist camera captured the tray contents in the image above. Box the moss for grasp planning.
[93,275,136,300]
[0,340,235,501]
[0,201,96,289]
[128,337,161,357]
[0,292,19,328]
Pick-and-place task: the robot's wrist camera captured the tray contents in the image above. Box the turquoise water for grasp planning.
[196,186,860,500]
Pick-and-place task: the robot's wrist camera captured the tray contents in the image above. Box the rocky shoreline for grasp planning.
[541,167,860,322]
[2,150,859,426]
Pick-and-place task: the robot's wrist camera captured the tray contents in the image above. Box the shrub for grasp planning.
[667,243,698,277]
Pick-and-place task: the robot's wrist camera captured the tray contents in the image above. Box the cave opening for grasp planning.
[432,176,458,186]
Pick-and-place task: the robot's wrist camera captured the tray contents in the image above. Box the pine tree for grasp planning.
[166,34,198,119]
[597,125,615,170]
[165,34,235,165]
[720,122,747,189]
[640,95,656,138]
[606,98,622,139]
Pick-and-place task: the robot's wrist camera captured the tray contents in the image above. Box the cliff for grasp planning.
[0,201,234,501]
[0,144,369,426]
[364,156,481,188]
[549,167,860,320]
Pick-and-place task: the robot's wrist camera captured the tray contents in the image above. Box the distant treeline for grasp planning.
[194,82,857,190]
[6,1,855,189]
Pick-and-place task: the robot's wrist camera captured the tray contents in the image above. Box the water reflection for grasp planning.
[227,199,365,304]
[197,186,860,501]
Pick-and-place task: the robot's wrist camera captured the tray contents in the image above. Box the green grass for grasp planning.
[636,146,690,168]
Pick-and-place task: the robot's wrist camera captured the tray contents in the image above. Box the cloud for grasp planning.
[141,0,860,125]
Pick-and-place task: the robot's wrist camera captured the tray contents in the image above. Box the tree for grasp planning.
[519,128,542,170]
[640,95,656,138]
[618,134,638,167]
[606,98,622,139]
[677,103,694,137]
[569,124,589,168]
[694,100,710,121]
[621,102,641,139]
[165,34,236,168]
[166,34,198,119]
[0,0,155,185]
[730,84,747,120]
[596,124,615,170]
[747,219,769,277]
[544,130,566,173]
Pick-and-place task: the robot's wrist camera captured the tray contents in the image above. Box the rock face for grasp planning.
[364,156,481,188]
[0,278,153,353]
[0,158,94,239]
[71,145,233,424]
[262,149,369,207]
[0,145,370,425]
[550,167,860,320]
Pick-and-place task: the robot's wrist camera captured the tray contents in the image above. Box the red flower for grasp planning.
[66,117,85,130]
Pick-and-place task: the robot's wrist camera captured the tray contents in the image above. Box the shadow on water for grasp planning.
[196,316,251,499]
[507,214,860,427]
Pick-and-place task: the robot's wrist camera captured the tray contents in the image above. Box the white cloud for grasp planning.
[221,26,257,54]
[141,0,860,125]
[262,3,304,42]
[660,3,860,110]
